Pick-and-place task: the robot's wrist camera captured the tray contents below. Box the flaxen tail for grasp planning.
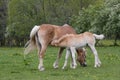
[24,25,40,55]
[24,40,36,55]
[93,34,104,40]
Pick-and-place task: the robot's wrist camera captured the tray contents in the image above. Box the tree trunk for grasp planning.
[114,34,119,46]
[42,0,46,23]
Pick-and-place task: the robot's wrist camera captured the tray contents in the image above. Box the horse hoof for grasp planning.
[54,65,59,69]
[39,67,45,71]
[70,65,77,69]
[94,64,101,68]
[70,66,76,69]
[97,63,101,67]
[38,66,45,71]
[62,67,65,70]
[53,63,59,69]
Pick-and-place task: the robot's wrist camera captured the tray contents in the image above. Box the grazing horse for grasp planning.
[24,24,87,71]
[51,32,104,68]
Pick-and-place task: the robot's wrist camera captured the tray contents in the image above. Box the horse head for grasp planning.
[76,48,87,67]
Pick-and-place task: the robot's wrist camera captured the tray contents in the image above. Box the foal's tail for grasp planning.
[93,34,104,40]
[24,25,40,55]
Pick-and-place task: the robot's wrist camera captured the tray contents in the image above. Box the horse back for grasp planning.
[54,25,76,39]
[38,24,76,45]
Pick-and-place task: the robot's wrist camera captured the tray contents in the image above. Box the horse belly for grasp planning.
[72,42,86,48]
[68,38,86,48]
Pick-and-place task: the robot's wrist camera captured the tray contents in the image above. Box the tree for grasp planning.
[6,0,101,46]
[104,0,120,45]
[0,0,8,46]
[6,0,43,46]
[92,0,120,45]
[70,0,120,45]
[70,1,103,33]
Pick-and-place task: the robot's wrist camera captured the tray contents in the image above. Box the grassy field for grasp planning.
[0,46,120,80]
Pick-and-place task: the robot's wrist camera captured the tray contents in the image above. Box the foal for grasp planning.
[51,32,104,67]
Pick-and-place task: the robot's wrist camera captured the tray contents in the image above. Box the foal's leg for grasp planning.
[53,47,65,69]
[70,47,77,69]
[88,44,101,67]
[62,48,70,69]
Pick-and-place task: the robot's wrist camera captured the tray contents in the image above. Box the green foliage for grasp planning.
[6,0,97,46]
[7,0,42,38]
[92,0,120,45]
[5,0,120,46]
[70,4,102,33]
[0,47,120,80]
[103,0,120,35]
[0,0,7,46]
[6,0,44,46]
[70,0,120,45]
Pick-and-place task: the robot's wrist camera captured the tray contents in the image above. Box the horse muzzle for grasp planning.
[80,62,87,67]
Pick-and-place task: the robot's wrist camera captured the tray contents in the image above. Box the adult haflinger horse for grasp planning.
[51,32,104,68]
[24,24,87,71]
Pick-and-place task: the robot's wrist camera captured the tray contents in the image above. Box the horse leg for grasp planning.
[37,45,47,71]
[53,47,65,69]
[62,48,70,69]
[88,44,101,67]
[35,34,45,71]
[70,47,77,69]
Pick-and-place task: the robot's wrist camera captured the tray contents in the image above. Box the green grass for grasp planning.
[0,46,120,80]
[98,39,120,46]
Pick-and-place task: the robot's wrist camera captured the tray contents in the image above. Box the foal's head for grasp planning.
[76,48,87,67]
